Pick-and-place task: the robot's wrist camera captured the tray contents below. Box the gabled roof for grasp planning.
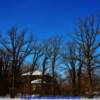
[22,70,42,76]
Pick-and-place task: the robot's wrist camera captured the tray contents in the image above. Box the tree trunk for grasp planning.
[88,68,93,98]
[41,56,47,95]
[72,70,76,96]
[77,65,82,96]
[52,56,56,95]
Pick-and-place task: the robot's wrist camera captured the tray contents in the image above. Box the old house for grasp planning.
[20,70,54,96]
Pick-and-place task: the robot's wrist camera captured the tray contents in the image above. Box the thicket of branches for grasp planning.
[0,16,100,98]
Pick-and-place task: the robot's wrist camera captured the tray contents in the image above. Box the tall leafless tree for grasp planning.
[62,41,77,95]
[0,27,34,97]
[44,36,62,95]
[0,49,11,95]
[31,41,43,72]
[76,45,84,95]
[74,16,100,97]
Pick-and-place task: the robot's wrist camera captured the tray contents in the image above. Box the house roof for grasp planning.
[22,72,31,76]
[31,79,46,84]
[22,70,42,76]
[32,70,42,76]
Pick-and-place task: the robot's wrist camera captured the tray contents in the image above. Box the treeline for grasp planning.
[0,16,100,98]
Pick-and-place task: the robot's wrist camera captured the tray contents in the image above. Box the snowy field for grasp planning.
[0,96,100,100]
[0,93,100,100]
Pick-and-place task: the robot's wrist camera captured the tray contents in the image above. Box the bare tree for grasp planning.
[41,54,48,95]
[62,41,77,95]
[0,27,33,97]
[74,16,100,97]
[76,45,84,95]
[31,41,43,72]
[0,49,11,95]
[44,36,62,95]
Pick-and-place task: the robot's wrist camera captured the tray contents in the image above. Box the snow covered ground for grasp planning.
[0,96,100,100]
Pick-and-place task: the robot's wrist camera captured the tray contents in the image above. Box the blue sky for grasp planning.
[0,0,100,39]
[0,0,100,77]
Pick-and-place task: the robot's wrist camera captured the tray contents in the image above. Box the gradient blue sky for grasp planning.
[0,0,100,39]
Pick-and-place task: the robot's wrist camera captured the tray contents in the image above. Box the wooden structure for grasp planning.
[20,71,53,95]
